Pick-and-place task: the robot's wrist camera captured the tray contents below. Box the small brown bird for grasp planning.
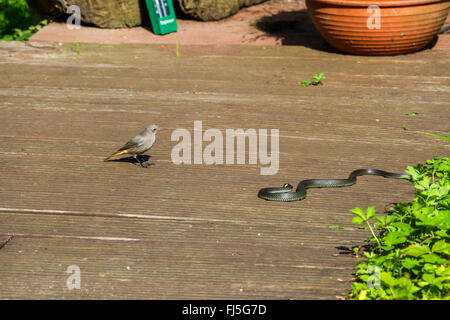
[105,124,161,167]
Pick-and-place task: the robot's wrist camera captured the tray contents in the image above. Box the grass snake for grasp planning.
[258,169,409,202]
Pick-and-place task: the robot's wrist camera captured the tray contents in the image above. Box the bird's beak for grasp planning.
[158,127,164,132]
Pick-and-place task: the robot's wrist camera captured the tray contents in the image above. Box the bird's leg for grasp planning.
[133,154,142,167]
[133,155,147,168]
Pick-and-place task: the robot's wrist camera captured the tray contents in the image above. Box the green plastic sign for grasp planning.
[145,0,178,35]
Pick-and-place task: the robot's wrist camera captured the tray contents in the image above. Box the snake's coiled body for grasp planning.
[258,169,409,202]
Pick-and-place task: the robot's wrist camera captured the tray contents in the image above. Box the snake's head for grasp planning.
[282,183,293,188]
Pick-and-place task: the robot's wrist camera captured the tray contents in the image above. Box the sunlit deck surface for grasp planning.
[0,39,448,299]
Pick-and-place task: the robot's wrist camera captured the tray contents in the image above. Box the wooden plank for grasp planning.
[0,235,356,299]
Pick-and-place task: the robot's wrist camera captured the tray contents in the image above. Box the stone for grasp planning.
[178,0,268,21]
[27,0,268,28]
[26,0,147,28]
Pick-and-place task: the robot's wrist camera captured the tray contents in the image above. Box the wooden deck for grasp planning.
[0,40,449,299]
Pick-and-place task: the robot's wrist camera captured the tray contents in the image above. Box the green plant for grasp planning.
[6,19,47,40]
[0,0,47,41]
[350,206,381,247]
[301,72,326,87]
[76,41,82,55]
[348,157,450,300]
[176,40,180,57]
[419,131,450,142]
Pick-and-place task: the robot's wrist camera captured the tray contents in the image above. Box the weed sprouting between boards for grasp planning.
[301,72,326,87]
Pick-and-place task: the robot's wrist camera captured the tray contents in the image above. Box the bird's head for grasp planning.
[146,124,162,135]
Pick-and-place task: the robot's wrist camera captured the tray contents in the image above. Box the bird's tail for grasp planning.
[104,149,128,161]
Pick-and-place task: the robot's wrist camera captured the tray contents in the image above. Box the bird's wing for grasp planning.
[118,134,144,151]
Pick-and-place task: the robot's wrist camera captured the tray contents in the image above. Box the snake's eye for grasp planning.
[282,183,290,188]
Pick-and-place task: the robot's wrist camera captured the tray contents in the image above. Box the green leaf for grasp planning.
[381,271,396,288]
[422,273,435,283]
[176,40,180,57]
[301,79,311,87]
[403,244,431,257]
[312,72,326,82]
[415,207,449,229]
[392,222,415,235]
[421,253,449,264]
[375,214,396,229]
[350,207,366,220]
[383,231,407,246]
[405,165,419,181]
[1,34,14,41]
[419,132,450,142]
[357,290,368,300]
[391,277,419,299]
[328,225,353,230]
[432,240,450,254]
[401,257,420,270]
[352,216,365,224]
[366,206,377,220]
[421,273,445,289]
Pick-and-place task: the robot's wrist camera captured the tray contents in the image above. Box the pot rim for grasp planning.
[306,0,449,7]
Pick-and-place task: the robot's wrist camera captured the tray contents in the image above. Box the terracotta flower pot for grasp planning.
[305,0,450,55]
